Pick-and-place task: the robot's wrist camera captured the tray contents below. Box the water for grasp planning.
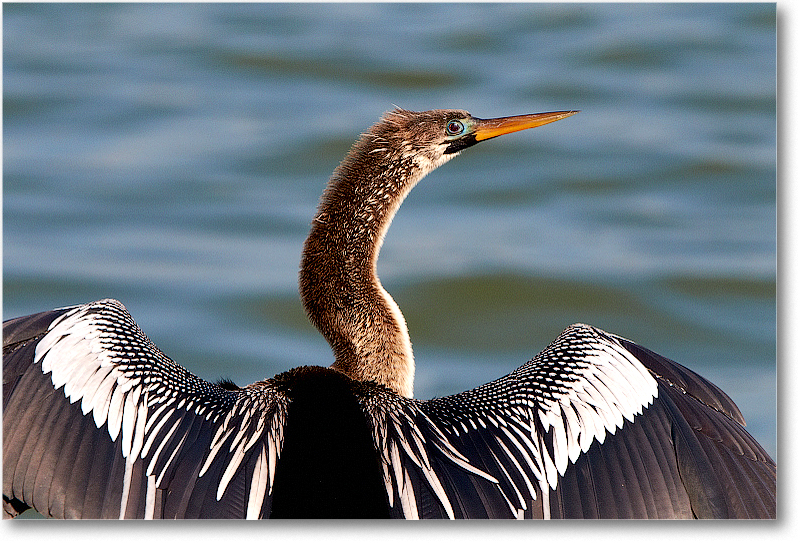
[4,1,776,470]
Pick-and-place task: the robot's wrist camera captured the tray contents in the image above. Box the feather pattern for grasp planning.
[359,324,775,518]
[4,299,289,518]
[360,324,658,518]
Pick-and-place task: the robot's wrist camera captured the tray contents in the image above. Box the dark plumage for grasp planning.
[3,109,775,519]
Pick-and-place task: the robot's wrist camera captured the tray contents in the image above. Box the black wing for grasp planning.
[3,299,289,519]
[362,324,776,518]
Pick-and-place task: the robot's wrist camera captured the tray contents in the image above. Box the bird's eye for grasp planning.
[446,120,465,136]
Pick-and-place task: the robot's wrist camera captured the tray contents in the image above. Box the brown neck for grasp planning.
[299,131,424,398]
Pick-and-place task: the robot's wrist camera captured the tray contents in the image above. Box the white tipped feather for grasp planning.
[247,444,269,519]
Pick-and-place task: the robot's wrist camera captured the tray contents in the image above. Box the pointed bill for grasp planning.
[473,111,578,142]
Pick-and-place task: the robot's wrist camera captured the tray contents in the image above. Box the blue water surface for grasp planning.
[3,3,776,464]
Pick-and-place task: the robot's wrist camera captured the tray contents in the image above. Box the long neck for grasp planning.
[300,134,429,398]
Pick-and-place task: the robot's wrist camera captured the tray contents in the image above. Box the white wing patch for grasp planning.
[32,299,286,519]
[531,327,658,484]
[368,324,659,518]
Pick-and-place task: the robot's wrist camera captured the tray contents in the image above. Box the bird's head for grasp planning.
[367,108,578,172]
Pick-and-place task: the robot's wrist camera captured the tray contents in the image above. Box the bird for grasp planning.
[3,108,776,519]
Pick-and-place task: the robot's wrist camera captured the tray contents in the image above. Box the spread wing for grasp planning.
[3,299,289,519]
[362,324,776,518]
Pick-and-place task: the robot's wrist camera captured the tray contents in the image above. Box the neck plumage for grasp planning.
[300,127,439,398]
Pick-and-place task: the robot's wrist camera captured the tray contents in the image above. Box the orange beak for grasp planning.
[473,111,578,142]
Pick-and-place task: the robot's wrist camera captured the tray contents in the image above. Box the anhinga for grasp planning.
[3,108,776,519]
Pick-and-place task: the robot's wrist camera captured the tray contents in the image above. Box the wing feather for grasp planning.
[360,323,775,518]
[3,299,289,519]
